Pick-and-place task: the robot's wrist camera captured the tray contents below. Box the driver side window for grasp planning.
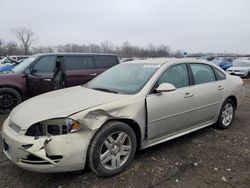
[32,56,56,74]
[157,64,189,89]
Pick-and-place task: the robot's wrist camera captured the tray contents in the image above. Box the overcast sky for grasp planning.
[1,0,250,53]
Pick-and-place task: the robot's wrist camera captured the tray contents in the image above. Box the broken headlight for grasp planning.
[25,118,81,136]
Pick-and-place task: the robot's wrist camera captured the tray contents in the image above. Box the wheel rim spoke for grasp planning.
[101,150,112,164]
[104,140,112,150]
[222,103,233,126]
[116,132,127,144]
[100,131,132,170]
[107,136,115,145]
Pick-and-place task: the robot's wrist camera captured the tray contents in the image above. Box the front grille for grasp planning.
[9,120,21,133]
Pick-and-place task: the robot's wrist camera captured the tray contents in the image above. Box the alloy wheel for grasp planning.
[221,103,234,127]
[100,131,132,170]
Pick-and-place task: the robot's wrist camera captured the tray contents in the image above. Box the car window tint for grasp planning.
[33,56,56,74]
[64,56,94,70]
[158,64,189,89]
[214,67,226,80]
[191,64,215,84]
[94,56,118,68]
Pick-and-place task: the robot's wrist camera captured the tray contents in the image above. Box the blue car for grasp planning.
[212,59,233,71]
[219,60,233,70]
[0,58,24,73]
[0,64,15,72]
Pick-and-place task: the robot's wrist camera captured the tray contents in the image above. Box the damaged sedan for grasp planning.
[1,58,245,176]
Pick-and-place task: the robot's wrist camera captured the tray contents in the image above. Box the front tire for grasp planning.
[88,121,137,177]
[0,88,22,114]
[215,99,235,129]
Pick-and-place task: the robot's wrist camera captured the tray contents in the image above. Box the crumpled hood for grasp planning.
[10,86,128,129]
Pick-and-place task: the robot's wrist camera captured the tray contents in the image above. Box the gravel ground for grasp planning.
[0,80,249,188]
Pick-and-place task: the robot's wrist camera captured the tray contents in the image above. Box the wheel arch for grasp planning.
[101,118,142,151]
[226,95,237,108]
[0,85,25,100]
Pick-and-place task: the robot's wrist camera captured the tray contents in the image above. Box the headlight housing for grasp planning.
[25,118,81,136]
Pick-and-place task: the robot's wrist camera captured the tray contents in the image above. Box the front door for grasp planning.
[146,64,195,140]
[27,55,57,97]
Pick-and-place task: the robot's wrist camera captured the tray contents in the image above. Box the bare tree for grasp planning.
[100,40,114,53]
[11,27,37,55]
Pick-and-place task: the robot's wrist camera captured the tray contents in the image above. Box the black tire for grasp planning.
[0,88,22,114]
[88,121,137,177]
[247,71,250,78]
[215,99,235,129]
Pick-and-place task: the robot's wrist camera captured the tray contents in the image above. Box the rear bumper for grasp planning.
[228,72,247,77]
[1,118,94,173]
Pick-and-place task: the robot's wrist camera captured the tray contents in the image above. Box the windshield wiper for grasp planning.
[92,87,118,94]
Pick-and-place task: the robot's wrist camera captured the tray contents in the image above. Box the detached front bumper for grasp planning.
[1,118,94,173]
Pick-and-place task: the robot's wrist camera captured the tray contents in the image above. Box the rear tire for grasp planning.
[88,121,137,177]
[0,88,22,114]
[215,99,235,129]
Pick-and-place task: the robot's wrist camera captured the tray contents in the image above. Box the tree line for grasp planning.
[0,27,186,58]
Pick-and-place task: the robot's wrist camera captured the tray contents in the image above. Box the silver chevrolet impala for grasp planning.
[1,58,245,176]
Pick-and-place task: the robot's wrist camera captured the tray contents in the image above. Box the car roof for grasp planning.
[126,57,212,65]
[32,53,118,57]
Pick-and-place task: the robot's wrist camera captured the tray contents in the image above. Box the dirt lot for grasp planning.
[0,81,249,188]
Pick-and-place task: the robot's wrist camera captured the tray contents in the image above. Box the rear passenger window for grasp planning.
[95,56,118,68]
[64,56,94,71]
[214,67,226,80]
[190,64,215,84]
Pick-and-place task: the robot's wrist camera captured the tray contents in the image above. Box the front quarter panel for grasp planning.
[70,95,147,145]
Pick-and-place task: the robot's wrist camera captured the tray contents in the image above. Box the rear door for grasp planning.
[189,63,225,125]
[63,56,97,87]
[27,55,57,97]
[94,55,119,75]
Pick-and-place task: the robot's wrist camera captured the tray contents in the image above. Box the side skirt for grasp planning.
[140,121,215,150]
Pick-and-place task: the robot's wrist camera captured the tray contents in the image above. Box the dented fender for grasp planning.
[70,97,147,144]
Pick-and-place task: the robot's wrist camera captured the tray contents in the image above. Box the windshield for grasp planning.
[88,63,161,94]
[12,56,38,73]
[233,60,250,67]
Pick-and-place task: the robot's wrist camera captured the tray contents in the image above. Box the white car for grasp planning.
[1,58,245,176]
[227,59,250,77]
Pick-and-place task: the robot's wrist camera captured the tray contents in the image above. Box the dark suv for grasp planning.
[0,53,119,113]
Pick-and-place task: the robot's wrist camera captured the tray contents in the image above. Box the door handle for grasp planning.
[90,73,97,76]
[43,78,52,82]
[184,92,193,98]
[217,85,224,90]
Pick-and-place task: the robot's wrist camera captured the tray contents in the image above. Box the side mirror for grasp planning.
[156,83,176,93]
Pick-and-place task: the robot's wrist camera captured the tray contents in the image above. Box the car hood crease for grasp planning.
[10,86,128,129]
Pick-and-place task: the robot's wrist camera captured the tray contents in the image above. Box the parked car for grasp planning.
[0,56,17,65]
[9,55,30,61]
[0,58,24,73]
[0,53,119,113]
[226,59,250,77]
[1,58,245,176]
[212,58,233,70]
